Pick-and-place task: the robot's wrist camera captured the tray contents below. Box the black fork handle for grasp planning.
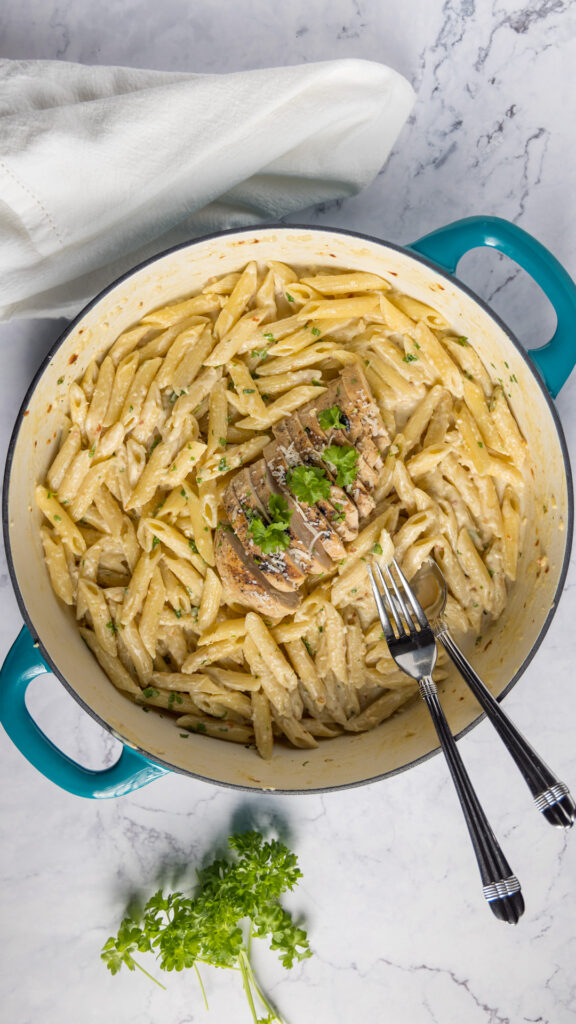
[436,627,575,829]
[419,674,525,924]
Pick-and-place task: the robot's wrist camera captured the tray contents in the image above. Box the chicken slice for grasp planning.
[265,440,342,567]
[222,465,305,593]
[271,420,350,556]
[246,461,311,586]
[214,527,300,618]
[283,407,375,520]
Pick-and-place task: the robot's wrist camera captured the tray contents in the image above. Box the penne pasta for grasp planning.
[38,258,531,761]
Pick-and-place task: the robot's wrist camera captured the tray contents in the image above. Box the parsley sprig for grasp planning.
[248,494,293,555]
[101,831,311,1024]
[317,405,348,432]
[322,444,359,488]
[286,464,331,504]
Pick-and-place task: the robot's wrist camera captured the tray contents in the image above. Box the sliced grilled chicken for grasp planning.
[272,419,351,554]
[246,461,309,585]
[222,472,296,594]
[338,364,390,451]
[214,527,300,618]
[225,465,306,592]
[290,405,375,519]
[282,415,360,541]
[265,440,344,565]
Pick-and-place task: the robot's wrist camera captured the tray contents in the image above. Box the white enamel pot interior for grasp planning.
[4,225,573,793]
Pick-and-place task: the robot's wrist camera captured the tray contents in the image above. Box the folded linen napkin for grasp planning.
[0,58,415,321]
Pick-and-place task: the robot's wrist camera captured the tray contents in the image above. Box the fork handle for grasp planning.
[418,675,525,923]
[436,627,576,830]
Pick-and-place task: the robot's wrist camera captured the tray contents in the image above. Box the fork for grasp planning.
[368,557,525,924]
[426,560,576,830]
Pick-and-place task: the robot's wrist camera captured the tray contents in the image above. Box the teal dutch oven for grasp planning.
[1,216,574,797]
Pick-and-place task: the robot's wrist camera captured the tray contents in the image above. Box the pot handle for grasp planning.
[0,626,168,798]
[408,216,576,397]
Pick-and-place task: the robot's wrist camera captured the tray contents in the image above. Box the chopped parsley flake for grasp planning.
[285,293,295,302]
[152,535,160,549]
[455,336,469,346]
[403,353,418,363]
[188,538,198,553]
[311,327,321,337]
[372,542,383,555]
[218,458,228,472]
[106,620,118,633]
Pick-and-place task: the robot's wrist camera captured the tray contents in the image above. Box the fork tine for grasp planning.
[373,562,406,636]
[382,562,417,636]
[367,566,394,640]
[392,557,429,629]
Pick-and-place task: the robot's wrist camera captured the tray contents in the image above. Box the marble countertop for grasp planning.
[1,2,575,1022]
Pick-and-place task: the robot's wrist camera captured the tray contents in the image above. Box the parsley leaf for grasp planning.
[321,444,359,488]
[101,830,311,1022]
[317,405,347,432]
[286,465,331,504]
[248,495,293,554]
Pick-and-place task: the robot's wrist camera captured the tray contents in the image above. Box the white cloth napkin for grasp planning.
[0,58,415,321]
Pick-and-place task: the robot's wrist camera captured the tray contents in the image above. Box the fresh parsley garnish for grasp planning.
[251,348,268,359]
[311,326,321,337]
[402,353,418,363]
[455,336,469,346]
[286,465,331,504]
[317,405,347,432]
[372,542,383,555]
[248,495,293,554]
[101,830,311,1023]
[106,620,118,633]
[218,457,228,472]
[188,538,198,554]
[321,445,359,488]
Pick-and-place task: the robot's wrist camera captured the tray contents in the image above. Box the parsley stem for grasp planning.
[238,949,260,1024]
[132,959,167,990]
[194,963,209,1011]
[238,948,284,1024]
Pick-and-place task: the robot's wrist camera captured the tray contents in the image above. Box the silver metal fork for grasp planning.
[368,557,525,924]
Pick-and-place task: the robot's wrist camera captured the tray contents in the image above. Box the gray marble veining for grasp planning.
[0,2,575,1022]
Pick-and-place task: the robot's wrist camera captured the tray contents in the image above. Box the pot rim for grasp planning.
[3,221,574,794]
